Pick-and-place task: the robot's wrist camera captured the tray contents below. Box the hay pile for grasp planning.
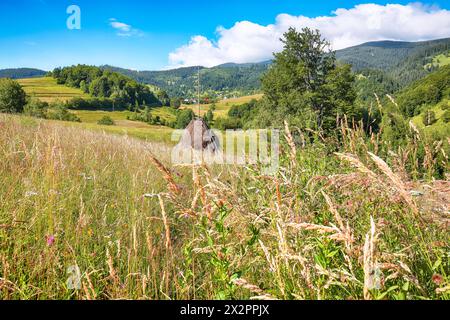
[177,118,220,153]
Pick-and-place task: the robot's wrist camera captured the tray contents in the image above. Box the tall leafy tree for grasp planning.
[0,78,27,113]
[176,109,195,129]
[258,27,357,132]
[204,109,214,125]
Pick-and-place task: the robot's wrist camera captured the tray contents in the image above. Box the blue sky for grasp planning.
[1,0,450,70]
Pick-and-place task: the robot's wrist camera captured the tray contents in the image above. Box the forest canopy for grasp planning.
[50,65,161,109]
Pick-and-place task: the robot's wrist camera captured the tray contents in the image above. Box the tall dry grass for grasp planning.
[0,114,448,300]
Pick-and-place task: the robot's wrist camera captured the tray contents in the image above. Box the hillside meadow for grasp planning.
[69,110,174,144]
[0,113,448,300]
[14,76,262,143]
[18,77,90,103]
[181,94,263,118]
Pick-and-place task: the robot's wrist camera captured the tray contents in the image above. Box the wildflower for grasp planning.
[25,191,39,197]
[80,173,93,180]
[46,235,55,246]
[432,274,444,286]
[345,200,354,210]
[49,189,62,196]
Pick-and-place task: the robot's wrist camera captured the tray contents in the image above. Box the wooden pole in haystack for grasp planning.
[176,66,220,154]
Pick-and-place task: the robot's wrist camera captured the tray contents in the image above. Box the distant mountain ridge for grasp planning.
[101,38,450,97]
[335,37,450,72]
[3,38,450,98]
[0,68,46,79]
[102,61,271,98]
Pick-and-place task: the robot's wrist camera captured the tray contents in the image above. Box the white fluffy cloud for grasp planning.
[168,3,450,68]
[109,18,143,37]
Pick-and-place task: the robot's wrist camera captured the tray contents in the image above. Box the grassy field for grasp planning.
[18,77,90,103]
[15,77,262,143]
[14,78,176,143]
[16,77,262,140]
[181,94,263,118]
[56,110,173,144]
[425,53,450,69]
[411,100,450,139]
[0,113,448,300]
[17,76,261,121]
[149,106,177,122]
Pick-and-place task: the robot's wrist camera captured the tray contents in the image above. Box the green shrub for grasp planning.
[24,97,48,118]
[422,110,437,126]
[97,116,115,126]
[442,110,450,123]
[0,78,27,113]
[170,98,182,109]
[47,102,81,122]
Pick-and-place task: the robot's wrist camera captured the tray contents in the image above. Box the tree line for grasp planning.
[50,65,161,109]
[0,78,81,122]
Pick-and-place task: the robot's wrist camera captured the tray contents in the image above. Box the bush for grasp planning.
[442,110,450,123]
[97,116,115,126]
[0,78,27,113]
[47,102,81,122]
[24,97,48,118]
[170,98,182,109]
[204,109,214,125]
[422,110,437,126]
[381,111,410,147]
[440,100,449,110]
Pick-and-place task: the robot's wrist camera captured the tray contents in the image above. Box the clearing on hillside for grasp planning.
[66,111,175,144]
[18,77,90,103]
[425,52,450,69]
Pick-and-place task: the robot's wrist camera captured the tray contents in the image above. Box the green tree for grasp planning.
[205,109,214,125]
[157,90,170,106]
[79,80,88,93]
[442,109,450,123]
[176,109,195,129]
[258,27,356,132]
[89,76,111,97]
[142,106,153,123]
[170,98,182,109]
[0,78,27,113]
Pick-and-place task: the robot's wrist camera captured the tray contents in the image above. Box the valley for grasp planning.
[0,29,449,301]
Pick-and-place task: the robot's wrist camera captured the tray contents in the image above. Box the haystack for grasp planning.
[177,118,220,153]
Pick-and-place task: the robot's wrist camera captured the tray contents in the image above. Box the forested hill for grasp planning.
[2,38,449,96]
[0,68,46,79]
[336,37,450,86]
[336,38,450,71]
[102,61,271,98]
[49,65,161,108]
[395,64,450,118]
[101,38,450,97]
